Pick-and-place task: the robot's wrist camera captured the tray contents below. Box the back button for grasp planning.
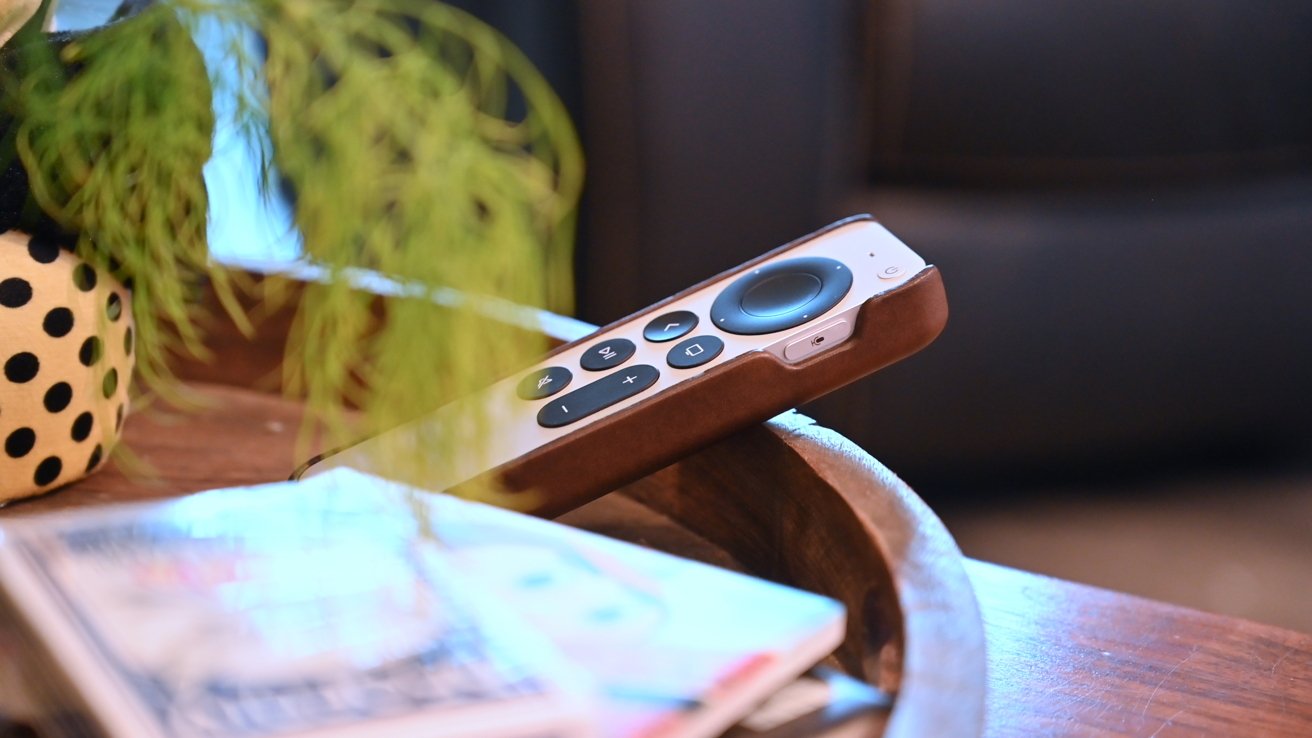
[643,311,698,342]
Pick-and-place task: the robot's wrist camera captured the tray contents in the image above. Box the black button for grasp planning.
[710,257,853,335]
[666,335,724,369]
[580,338,636,371]
[517,366,572,400]
[643,310,699,342]
[537,365,660,428]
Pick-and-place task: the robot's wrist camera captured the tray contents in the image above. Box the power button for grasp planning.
[782,319,853,362]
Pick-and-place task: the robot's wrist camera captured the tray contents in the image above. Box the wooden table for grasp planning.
[4,384,1311,737]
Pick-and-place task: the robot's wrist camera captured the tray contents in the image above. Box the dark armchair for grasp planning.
[572,0,1312,491]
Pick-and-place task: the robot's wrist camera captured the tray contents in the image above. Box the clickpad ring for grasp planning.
[709,257,853,335]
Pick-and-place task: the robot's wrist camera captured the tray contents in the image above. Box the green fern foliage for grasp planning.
[7,0,225,397]
[4,0,583,486]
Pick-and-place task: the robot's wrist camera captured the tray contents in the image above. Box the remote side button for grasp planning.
[710,257,853,335]
[580,338,636,371]
[516,366,572,400]
[537,364,660,428]
[782,319,853,362]
[666,335,725,369]
[643,310,699,342]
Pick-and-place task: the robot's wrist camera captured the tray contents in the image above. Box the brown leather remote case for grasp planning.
[297,215,948,517]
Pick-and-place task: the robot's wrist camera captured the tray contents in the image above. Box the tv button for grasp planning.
[666,335,724,369]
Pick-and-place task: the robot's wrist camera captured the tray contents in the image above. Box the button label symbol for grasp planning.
[516,366,572,400]
[560,405,569,413]
[643,311,699,343]
[581,338,636,371]
[622,375,636,385]
[684,343,704,357]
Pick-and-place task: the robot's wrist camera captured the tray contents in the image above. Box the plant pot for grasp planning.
[0,229,134,503]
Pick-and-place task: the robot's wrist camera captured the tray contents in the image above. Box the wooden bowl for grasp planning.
[560,411,987,737]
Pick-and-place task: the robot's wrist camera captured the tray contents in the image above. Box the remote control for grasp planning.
[297,215,948,516]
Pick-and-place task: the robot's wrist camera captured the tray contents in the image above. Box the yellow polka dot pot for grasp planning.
[1,230,134,503]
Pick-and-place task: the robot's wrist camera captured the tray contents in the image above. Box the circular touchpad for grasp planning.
[710,257,853,335]
[740,273,823,316]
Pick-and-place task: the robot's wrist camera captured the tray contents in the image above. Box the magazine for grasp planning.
[0,475,598,738]
[0,469,846,738]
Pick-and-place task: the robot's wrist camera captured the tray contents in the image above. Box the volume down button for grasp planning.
[536,364,661,428]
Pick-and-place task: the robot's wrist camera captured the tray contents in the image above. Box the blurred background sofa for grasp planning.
[464,0,1312,488]
[566,0,1312,492]
[458,0,1312,630]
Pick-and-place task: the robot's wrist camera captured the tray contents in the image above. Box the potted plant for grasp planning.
[0,0,582,502]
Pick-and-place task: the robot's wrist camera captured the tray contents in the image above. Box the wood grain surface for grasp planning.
[967,559,1312,737]
[4,384,1311,737]
[0,386,310,515]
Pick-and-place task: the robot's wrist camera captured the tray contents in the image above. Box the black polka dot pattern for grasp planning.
[73,264,97,292]
[43,307,74,337]
[71,412,94,442]
[102,369,118,399]
[2,230,135,500]
[44,382,72,413]
[86,444,104,473]
[0,278,32,308]
[79,337,102,366]
[5,352,39,383]
[5,428,35,458]
[34,456,62,486]
[26,236,59,264]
